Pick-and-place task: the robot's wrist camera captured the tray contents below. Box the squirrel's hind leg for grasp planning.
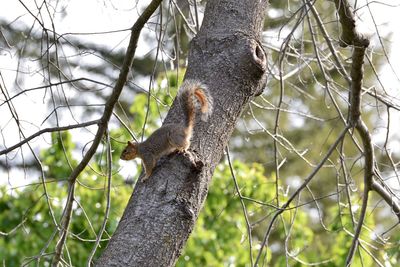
[168,130,190,152]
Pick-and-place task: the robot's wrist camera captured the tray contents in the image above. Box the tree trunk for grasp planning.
[96,0,268,266]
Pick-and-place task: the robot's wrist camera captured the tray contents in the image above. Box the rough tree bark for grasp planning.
[96,0,268,266]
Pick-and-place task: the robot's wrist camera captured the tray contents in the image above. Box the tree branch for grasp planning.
[371,180,400,221]
[333,0,370,47]
[0,120,101,156]
[51,0,163,265]
[0,78,113,109]
[332,0,373,265]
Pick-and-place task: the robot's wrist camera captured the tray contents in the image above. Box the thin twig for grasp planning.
[226,147,254,266]
[86,130,112,266]
[0,120,101,156]
[0,218,27,236]
[253,125,350,266]
[371,181,400,221]
[0,78,113,108]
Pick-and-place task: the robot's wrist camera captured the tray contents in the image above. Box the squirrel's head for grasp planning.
[120,140,139,160]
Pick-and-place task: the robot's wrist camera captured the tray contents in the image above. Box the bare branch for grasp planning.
[0,78,114,108]
[0,218,27,236]
[333,0,370,47]
[51,0,163,265]
[371,181,400,221]
[226,147,254,266]
[0,120,101,156]
[332,0,374,265]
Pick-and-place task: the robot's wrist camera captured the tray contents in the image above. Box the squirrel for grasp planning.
[120,79,213,181]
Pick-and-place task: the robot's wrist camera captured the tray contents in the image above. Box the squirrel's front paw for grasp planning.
[141,173,150,182]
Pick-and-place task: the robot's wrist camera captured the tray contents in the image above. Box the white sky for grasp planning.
[1,0,400,187]
[2,0,400,90]
[0,0,148,141]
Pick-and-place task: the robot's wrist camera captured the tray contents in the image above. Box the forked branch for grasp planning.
[332,0,374,265]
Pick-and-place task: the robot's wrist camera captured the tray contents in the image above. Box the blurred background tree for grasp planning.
[1,0,400,266]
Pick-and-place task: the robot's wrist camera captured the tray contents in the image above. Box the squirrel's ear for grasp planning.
[128,140,134,146]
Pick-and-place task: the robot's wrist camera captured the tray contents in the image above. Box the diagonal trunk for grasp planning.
[96,0,268,266]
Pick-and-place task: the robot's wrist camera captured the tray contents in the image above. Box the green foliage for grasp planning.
[1,68,389,266]
[177,161,302,266]
[0,72,187,265]
[0,131,132,266]
[176,158,385,266]
[177,161,272,267]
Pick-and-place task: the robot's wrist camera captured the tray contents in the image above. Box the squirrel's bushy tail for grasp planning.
[178,79,213,132]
